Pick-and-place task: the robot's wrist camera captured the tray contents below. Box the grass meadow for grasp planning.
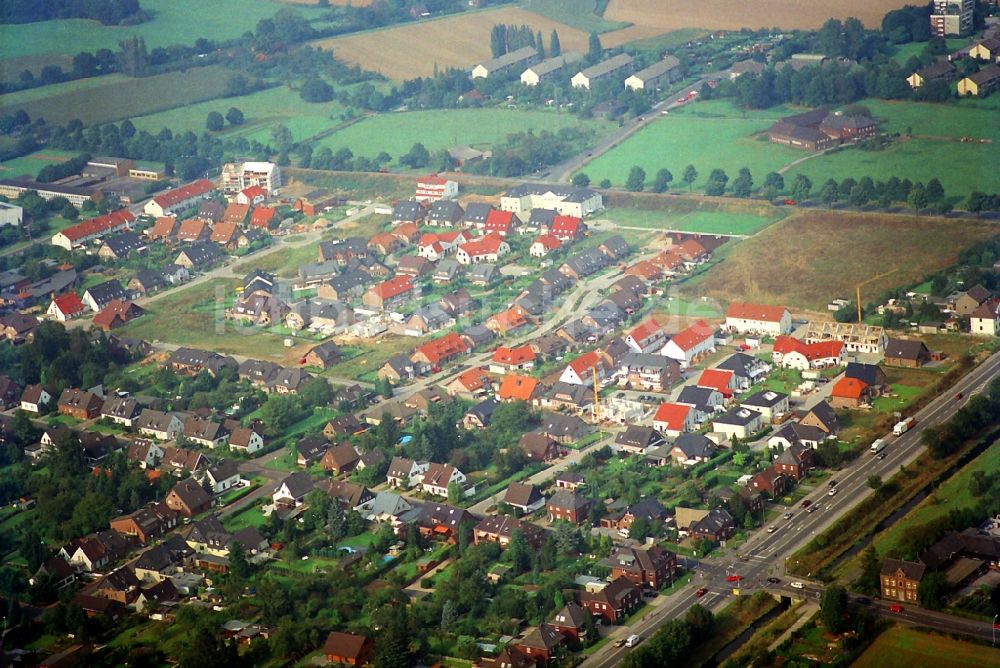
[852,626,1000,668]
[316,108,613,164]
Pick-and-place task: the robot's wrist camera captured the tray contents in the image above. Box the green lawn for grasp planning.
[581,99,800,189]
[605,206,782,236]
[873,438,1000,559]
[0,74,131,106]
[316,109,613,165]
[222,505,267,532]
[651,298,721,319]
[0,0,330,60]
[891,38,972,65]
[520,0,630,33]
[784,98,1000,198]
[127,84,370,143]
[852,626,1000,668]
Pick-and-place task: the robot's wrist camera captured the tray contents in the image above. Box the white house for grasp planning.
[624,318,667,354]
[386,457,429,489]
[500,183,603,218]
[971,299,1000,336]
[520,52,583,86]
[471,46,538,79]
[421,462,467,498]
[661,320,716,369]
[652,402,696,437]
[571,53,634,90]
[415,174,458,202]
[740,390,790,421]
[724,302,792,337]
[135,409,184,441]
[712,407,764,440]
[143,179,215,217]
[558,351,609,386]
[228,427,264,455]
[772,336,845,370]
[19,385,51,413]
[624,55,682,91]
[203,461,242,495]
[529,235,561,258]
[455,234,509,265]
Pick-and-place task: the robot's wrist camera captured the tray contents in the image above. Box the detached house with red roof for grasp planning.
[236,185,267,206]
[486,305,531,336]
[410,332,468,368]
[653,402,696,437]
[456,233,510,264]
[772,336,844,370]
[625,317,667,354]
[829,376,873,408]
[661,320,716,368]
[92,300,145,331]
[696,368,737,397]
[724,302,792,337]
[490,344,536,373]
[418,230,469,261]
[362,276,416,310]
[559,350,612,385]
[548,214,585,241]
[249,206,277,230]
[47,293,86,321]
[498,374,541,402]
[482,209,516,236]
[530,234,562,258]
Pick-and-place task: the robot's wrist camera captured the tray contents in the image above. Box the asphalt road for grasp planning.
[582,349,1000,667]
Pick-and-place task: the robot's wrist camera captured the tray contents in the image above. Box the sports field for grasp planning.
[689,210,998,311]
[316,108,612,164]
[851,627,1000,668]
[313,8,591,80]
[0,149,81,180]
[128,84,352,144]
[0,66,235,127]
[580,100,800,190]
[604,0,910,32]
[0,0,329,60]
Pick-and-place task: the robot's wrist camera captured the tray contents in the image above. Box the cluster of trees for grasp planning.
[921,376,1000,460]
[465,126,595,178]
[489,24,546,58]
[881,4,932,44]
[621,603,715,667]
[205,107,245,132]
[0,0,144,25]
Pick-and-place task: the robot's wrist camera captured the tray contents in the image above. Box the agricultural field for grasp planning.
[580,99,802,190]
[0,149,81,180]
[784,98,1000,197]
[603,0,910,33]
[316,108,613,164]
[312,7,591,79]
[604,202,784,236]
[127,84,356,144]
[0,0,329,61]
[0,66,235,126]
[688,210,998,311]
[520,0,630,34]
[851,627,1000,668]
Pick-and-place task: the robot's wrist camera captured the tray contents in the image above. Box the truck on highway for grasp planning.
[870,437,887,454]
[893,417,916,436]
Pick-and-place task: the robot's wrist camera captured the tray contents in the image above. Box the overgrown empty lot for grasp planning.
[687,210,998,311]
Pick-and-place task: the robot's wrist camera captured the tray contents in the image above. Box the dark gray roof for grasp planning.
[714,407,761,427]
[715,352,762,378]
[102,232,145,257]
[462,202,493,223]
[178,241,224,268]
[85,279,126,307]
[742,390,787,409]
[615,425,665,449]
[392,199,426,220]
[672,433,717,459]
[428,200,463,222]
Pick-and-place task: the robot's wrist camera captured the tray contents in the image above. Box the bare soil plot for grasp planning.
[687,210,998,311]
[605,0,911,32]
[313,8,590,79]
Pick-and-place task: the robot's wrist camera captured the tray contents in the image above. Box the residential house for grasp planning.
[98,232,145,261]
[58,388,103,420]
[661,320,716,368]
[165,478,212,517]
[411,332,468,368]
[449,369,494,402]
[486,305,532,336]
[322,479,375,510]
[689,507,736,542]
[907,59,957,88]
[514,625,566,664]
[625,317,668,353]
[669,433,718,466]
[958,64,1000,97]
[774,442,814,482]
[712,407,764,440]
[547,489,590,525]
[92,300,145,331]
[576,576,641,624]
[386,457,430,489]
[471,46,540,79]
[799,400,840,434]
[880,558,925,603]
[473,515,546,548]
[549,600,590,646]
[304,341,342,369]
[625,55,682,91]
[362,276,415,311]
[724,302,792,336]
[614,425,666,455]
[530,234,562,258]
[467,263,500,286]
[378,354,418,383]
[605,545,677,589]
[768,422,827,450]
[538,413,590,444]
[772,336,845,370]
[519,432,562,463]
[741,390,790,421]
[161,446,210,475]
[174,242,225,271]
[455,233,510,264]
[461,323,496,350]
[504,482,545,514]
[320,443,361,475]
[571,53,634,89]
[273,471,315,507]
[498,374,541,402]
[82,280,126,312]
[883,338,931,368]
[462,396,499,428]
[750,465,790,498]
[421,462,468,498]
[500,183,602,218]
[390,199,426,226]
[100,396,142,426]
[296,436,329,467]
[322,632,374,666]
[652,403,696,437]
[520,51,583,86]
[619,353,681,392]
[135,410,183,440]
[970,298,1000,336]
[19,384,52,413]
[175,219,211,243]
[204,460,242,494]
[109,503,177,545]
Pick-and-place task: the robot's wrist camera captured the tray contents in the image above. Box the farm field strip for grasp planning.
[604,0,912,32]
[312,7,591,80]
[0,66,235,127]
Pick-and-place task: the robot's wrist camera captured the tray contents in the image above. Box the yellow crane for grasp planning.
[592,365,601,423]
[856,269,899,323]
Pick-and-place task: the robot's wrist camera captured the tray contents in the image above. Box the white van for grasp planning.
[790,581,805,589]
[625,634,641,648]
[870,438,887,454]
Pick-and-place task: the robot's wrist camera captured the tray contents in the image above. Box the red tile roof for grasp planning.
[697,368,733,392]
[533,234,562,251]
[460,232,506,257]
[370,276,413,301]
[51,293,85,316]
[210,222,239,244]
[223,203,250,223]
[831,376,868,399]
[628,317,662,345]
[176,219,208,240]
[549,215,582,238]
[566,350,601,377]
[488,306,529,333]
[498,374,539,401]
[249,206,277,229]
[241,185,267,199]
[151,179,214,209]
[148,217,177,239]
[58,209,134,242]
[653,403,691,431]
[452,367,492,392]
[773,336,843,361]
[625,260,661,280]
[418,174,449,186]
[413,332,468,365]
[726,302,788,323]
[492,344,536,366]
[93,299,144,330]
[669,320,714,352]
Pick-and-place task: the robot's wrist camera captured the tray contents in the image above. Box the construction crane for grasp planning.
[856,269,899,323]
[592,365,601,423]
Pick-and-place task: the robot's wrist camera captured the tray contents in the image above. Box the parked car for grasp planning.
[790,581,804,589]
[889,604,904,613]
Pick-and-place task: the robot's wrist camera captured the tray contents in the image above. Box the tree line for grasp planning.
[0,0,143,25]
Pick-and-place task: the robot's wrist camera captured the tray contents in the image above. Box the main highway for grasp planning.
[583,349,1000,667]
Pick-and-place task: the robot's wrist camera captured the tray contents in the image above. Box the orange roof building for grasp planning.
[725,302,792,336]
[411,332,468,367]
[498,374,540,402]
[696,368,735,394]
[490,344,536,371]
[772,336,844,370]
[662,320,716,367]
[652,403,694,435]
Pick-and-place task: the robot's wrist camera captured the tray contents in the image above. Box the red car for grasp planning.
[726,575,742,583]
[889,604,904,613]
[695,587,708,598]
[955,392,964,400]
[783,199,797,205]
